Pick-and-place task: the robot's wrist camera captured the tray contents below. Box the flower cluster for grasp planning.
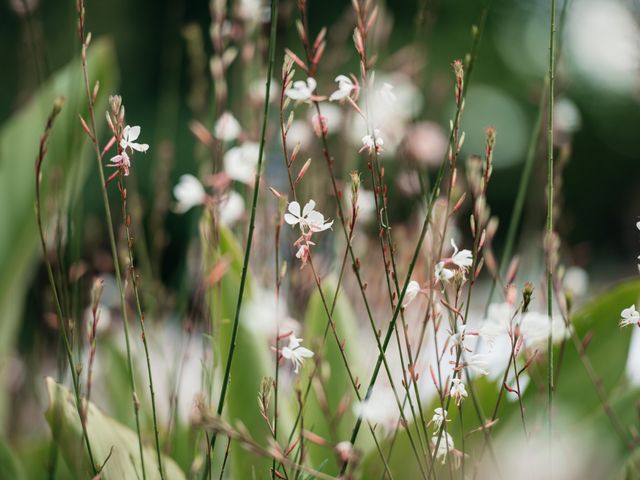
[109,125,149,177]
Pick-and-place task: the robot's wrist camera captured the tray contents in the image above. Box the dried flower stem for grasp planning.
[35,98,98,475]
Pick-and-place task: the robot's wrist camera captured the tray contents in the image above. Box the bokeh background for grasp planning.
[1,0,640,476]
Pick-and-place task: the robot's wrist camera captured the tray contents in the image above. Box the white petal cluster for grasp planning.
[285,77,317,102]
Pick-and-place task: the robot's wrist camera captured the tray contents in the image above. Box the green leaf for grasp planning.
[45,377,185,480]
[0,439,24,480]
[0,38,118,426]
[302,275,365,474]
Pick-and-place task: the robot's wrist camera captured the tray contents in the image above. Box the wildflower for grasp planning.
[432,431,454,463]
[218,190,245,226]
[108,151,131,176]
[120,125,149,154]
[214,111,242,141]
[281,335,314,373]
[620,305,640,327]
[360,128,384,154]
[379,82,396,104]
[464,353,489,376]
[435,261,454,283]
[223,142,259,184]
[450,239,473,269]
[353,388,399,431]
[402,280,421,307]
[329,75,356,102]
[285,77,317,102]
[431,408,449,430]
[284,200,333,233]
[449,378,468,406]
[173,174,207,213]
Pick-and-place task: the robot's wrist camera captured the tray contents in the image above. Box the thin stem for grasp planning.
[546,0,556,447]
[35,99,98,475]
[76,2,146,476]
[202,0,279,475]
[119,175,165,479]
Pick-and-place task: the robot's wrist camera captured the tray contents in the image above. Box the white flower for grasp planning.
[449,378,468,406]
[108,151,131,176]
[361,128,384,154]
[402,280,421,307]
[520,311,568,348]
[173,174,207,213]
[449,322,467,348]
[465,353,489,376]
[281,335,314,373]
[353,388,399,431]
[223,142,259,184]
[284,200,333,233]
[285,77,317,102]
[379,82,397,104]
[120,125,149,154]
[218,190,245,225]
[620,305,640,327]
[329,75,355,101]
[563,266,589,296]
[450,239,473,269]
[479,302,515,345]
[214,111,242,141]
[432,432,454,463]
[435,261,454,283]
[431,408,449,430]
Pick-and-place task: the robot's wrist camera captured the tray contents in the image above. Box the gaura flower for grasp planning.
[223,142,259,184]
[173,174,207,213]
[281,335,314,373]
[120,125,149,154]
[218,190,245,226]
[620,304,640,328]
[435,262,455,283]
[432,432,454,463]
[284,200,333,233]
[464,353,489,376]
[285,77,317,102]
[108,151,131,176]
[329,75,356,102]
[450,239,473,269]
[402,280,421,307]
[214,111,242,141]
[379,82,396,104]
[431,408,449,430]
[449,378,468,406]
[360,128,384,154]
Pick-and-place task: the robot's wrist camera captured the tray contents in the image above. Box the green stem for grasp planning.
[202,0,279,475]
[546,0,556,447]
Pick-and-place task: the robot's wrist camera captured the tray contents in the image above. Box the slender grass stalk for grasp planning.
[118,174,165,479]
[202,0,279,476]
[35,98,98,475]
[546,0,557,447]
[76,2,147,476]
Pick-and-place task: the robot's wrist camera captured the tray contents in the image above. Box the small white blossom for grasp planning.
[108,151,131,176]
[379,82,397,104]
[173,174,207,213]
[435,261,454,283]
[450,239,473,269]
[431,408,449,430]
[353,388,399,431]
[620,305,640,328]
[402,280,421,307]
[284,200,333,233]
[214,111,242,141]
[432,432,454,463]
[218,190,245,225]
[223,142,259,184]
[281,335,314,373]
[120,125,149,154]
[329,75,355,101]
[361,128,384,154]
[285,77,317,102]
[449,378,468,406]
[465,353,489,376]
